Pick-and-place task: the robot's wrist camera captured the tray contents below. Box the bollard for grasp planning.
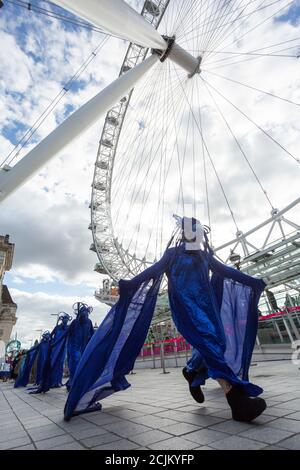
[151,343,156,369]
[160,340,169,374]
[174,340,178,368]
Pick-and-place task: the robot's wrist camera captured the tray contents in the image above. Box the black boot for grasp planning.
[182,367,205,404]
[226,386,267,422]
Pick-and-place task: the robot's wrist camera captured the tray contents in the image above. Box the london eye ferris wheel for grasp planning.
[0,0,299,296]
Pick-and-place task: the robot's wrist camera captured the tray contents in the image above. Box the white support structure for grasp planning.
[52,0,201,76]
[0,54,159,203]
[52,0,167,49]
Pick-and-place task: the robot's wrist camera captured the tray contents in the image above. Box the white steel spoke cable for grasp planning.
[176,0,228,44]
[203,36,300,66]
[203,0,282,57]
[172,0,197,35]
[203,0,265,57]
[113,64,168,231]
[123,71,190,252]
[125,82,189,254]
[200,76,300,165]
[154,60,172,259]
[176,0,259,43]
[208,0,294,60]
[113,69,186,240]
[192,78,196,217]
[128,65,170,254]
[195,81,212,243]
[186,36,300,55]
[145,62,179,259]
[201,76,275,210]
[204,48,300,60]
[161,0,178,37]
[204,45,300,71]
[1,36,109,169]
[177,0,280,50]
[174,75,198,216]
[202,0,241,53]
[4,0,120,38]
[174,0,204,39]
[168,69,191,215]
[159,61,172,255]
[203,70,300,107]
[111,63,168,198]
[112,66,183,210]
[201,0,243,55]
[173,0,198,35]
[174,70,240,232]
[197,0,227,53]
[111,63,184,188]
[111,76,184,225]
[111,62,180,196]
[203,0,257,58]
[188,0,226,54]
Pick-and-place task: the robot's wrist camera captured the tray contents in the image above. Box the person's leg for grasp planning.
[180,338,267,422]
[216,378,266,422]
[183,349,208,403]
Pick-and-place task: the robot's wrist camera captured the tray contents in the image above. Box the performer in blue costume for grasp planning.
[34,305,93,394]
[64,217,267,422]
[46,312,72,389]
[66,303,95,391]
[15,331,52,388]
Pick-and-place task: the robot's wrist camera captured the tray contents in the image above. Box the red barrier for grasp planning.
[259,305,300,321]
[138,336,191,357]
[138,305,300,357]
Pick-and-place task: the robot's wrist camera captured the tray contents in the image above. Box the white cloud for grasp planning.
[11,287,110,348]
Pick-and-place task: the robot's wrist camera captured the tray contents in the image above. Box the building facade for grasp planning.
[0,235,17,345]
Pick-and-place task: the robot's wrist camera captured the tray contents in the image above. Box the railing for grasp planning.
[257,307,300,345]
[135,306,300,370]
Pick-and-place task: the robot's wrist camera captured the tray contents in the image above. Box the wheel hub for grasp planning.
[152,35,202,78]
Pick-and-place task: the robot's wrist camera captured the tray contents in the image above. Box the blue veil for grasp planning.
[64,276,162,419]
[66,303,95,391]
[14,331,52,388]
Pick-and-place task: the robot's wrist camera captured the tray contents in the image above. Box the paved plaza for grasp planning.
[0,360,300,450]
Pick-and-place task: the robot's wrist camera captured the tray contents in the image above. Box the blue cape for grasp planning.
[32,315,94,394]
[64,243,265,420]
[66,316,95,391]
[49,323,69,387]
[14,346,39,388]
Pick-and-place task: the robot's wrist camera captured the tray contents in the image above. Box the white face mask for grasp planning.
[173,215,205,250]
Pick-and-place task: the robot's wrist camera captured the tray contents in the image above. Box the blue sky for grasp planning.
[276,1,300,25]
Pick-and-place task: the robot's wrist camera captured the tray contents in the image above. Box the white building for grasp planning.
[0,235,17,345]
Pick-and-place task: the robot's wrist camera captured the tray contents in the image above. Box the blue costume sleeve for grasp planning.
[14,345,39,388]
[63,250,172,420]
[35,339,51,386]
[208,252,266,384]
[208,254,266,291]
[119,248,173,291]
[32,329,69,393]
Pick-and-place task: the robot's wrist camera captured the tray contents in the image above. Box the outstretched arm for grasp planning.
[209,254,266,291]
[119,248,173,291]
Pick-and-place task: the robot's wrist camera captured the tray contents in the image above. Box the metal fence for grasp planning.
[135,307,300,371]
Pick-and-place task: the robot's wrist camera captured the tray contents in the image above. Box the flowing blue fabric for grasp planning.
[35,335,52,386]
[49,322,69,388]
[14,346,39,388]
[66,312,94,391]
[64,243,266,420]
[64,275,162,419]
[32,325,69,394]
